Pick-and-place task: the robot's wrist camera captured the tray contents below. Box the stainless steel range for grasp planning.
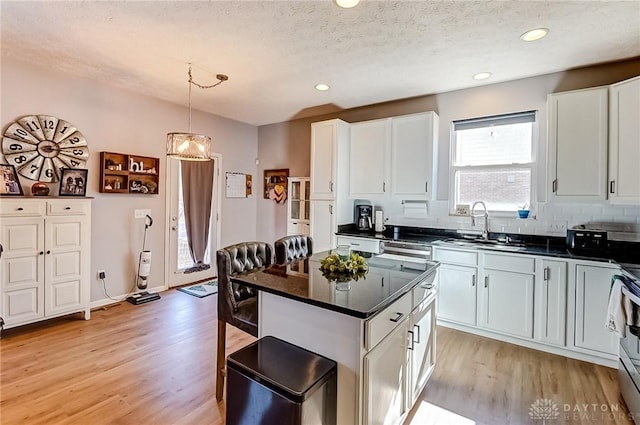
[619,265,640,425]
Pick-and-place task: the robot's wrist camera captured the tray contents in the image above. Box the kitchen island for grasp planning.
[231,252,439,425]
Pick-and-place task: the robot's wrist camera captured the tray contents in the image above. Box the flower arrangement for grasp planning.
[319,252,368,283]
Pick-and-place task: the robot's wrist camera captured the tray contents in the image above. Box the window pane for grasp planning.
[455,168,531,211]
[455,122,532,166]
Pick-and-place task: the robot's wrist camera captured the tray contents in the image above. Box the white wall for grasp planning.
[1,58,258,304]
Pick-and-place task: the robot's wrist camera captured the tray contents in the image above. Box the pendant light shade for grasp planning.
[167,65,228,161]
[167,133,212,161]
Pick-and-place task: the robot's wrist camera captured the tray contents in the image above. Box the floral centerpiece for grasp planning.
[319,252,368,283]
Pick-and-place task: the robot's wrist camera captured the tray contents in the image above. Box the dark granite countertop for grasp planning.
[230,251,439,319]
[336,224,640,266]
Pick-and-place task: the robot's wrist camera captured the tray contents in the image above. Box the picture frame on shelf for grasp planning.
[59,168,88,196]
[264,168,289,203]
[0,164,23,196]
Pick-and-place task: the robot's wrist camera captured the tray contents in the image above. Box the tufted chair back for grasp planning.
[216,241,272,335]
[215,241,272,401]
[274,235,313,265]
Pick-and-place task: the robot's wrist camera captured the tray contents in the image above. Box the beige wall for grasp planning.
[256,58,640,242]
[1,58,258,303]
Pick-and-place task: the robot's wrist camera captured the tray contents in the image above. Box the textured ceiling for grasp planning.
[2,1,639,126]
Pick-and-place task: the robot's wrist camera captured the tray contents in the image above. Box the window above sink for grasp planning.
[450,111,536,214]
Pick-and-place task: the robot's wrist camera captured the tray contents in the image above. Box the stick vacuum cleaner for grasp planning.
[126,215,161,305]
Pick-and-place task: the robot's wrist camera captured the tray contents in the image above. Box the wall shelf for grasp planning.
[99,151,160,194]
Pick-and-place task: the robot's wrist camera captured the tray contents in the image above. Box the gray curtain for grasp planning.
[181,160,214,272]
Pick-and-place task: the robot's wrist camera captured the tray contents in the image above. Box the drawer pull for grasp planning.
[17,207,24,211]
[350,243,360,246]
[407,330,415,350]
[414,324,421,344]
[389,312,404,323]
[419,282,434,289]
[64,207,71,210]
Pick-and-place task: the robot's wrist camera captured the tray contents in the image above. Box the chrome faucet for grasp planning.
[471,201,489,240]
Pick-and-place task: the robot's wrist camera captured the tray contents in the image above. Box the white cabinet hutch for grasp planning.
[0,198,91,329]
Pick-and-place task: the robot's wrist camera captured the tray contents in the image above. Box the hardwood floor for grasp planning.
[0,290,632,425]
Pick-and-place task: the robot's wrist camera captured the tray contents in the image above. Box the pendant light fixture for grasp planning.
[167,65,228,161]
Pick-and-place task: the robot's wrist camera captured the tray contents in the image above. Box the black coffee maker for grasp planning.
[355,204,373,231]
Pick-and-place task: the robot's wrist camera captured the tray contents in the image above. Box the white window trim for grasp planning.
[448,112,539,217]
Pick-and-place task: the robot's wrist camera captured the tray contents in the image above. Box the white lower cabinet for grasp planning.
[434,245,620,366]
[408,294,436,405]
[309,200,336,252]
[481,269,534,338]
[437,264,477,326]
[480,254,536,339]
[574,264,619,356]
[363,318,410,425]
[0,199,91,329]
[535,259,567,346]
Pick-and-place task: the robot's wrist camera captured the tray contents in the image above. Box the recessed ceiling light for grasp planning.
[520,28,549,42]
[315,83,330,91]
[335,0,360,8]
[473,72,492,80]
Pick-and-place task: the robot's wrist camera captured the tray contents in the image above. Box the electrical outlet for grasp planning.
[97,270,106,280]
[134,209,151,219]
[547,222,567,234]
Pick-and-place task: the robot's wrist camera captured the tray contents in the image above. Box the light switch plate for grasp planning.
[134,209,151,219]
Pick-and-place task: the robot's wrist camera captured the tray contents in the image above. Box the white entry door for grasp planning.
[166,154,222,288]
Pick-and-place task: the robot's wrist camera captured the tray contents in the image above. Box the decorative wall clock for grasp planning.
[2,115,89,183]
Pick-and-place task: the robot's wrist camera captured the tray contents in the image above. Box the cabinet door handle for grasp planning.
[46,250,51,255]
[329,204,333,214]
[330,181,334,192]
[552,179,558,193]
[610,180,616,194]
[39,251,44,255]
[472,275,476,286]
[407,330,415,350]
[389,312,404,322]
[413,324,421,344]
[425,181,428,193]
[17,207,24,211]
[484,275,489,288]
[383,182,386,192]
[544,266,550,281]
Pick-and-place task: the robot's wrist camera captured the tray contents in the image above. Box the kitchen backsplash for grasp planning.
[373,200,640,237]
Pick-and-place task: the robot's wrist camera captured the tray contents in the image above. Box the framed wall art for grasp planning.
[264,169,288,203]
[59,168,88,196]
[0,164,23,196]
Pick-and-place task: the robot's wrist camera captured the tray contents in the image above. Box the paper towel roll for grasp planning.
[375,210,385,232]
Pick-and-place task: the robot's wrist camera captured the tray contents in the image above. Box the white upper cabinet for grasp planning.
[350,119,390,197]
[609,76,640,204]
[310,119,350,200]
[548,86,609,202]
[391,112,439,200]
[348,112,439,200]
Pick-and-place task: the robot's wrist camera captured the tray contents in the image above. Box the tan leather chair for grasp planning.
[215,241,272,401]
[274,235,313,265]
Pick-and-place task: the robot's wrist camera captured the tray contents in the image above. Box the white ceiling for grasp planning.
[2,1,639,126]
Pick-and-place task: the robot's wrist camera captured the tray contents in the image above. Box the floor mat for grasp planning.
[177,280,218,298]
